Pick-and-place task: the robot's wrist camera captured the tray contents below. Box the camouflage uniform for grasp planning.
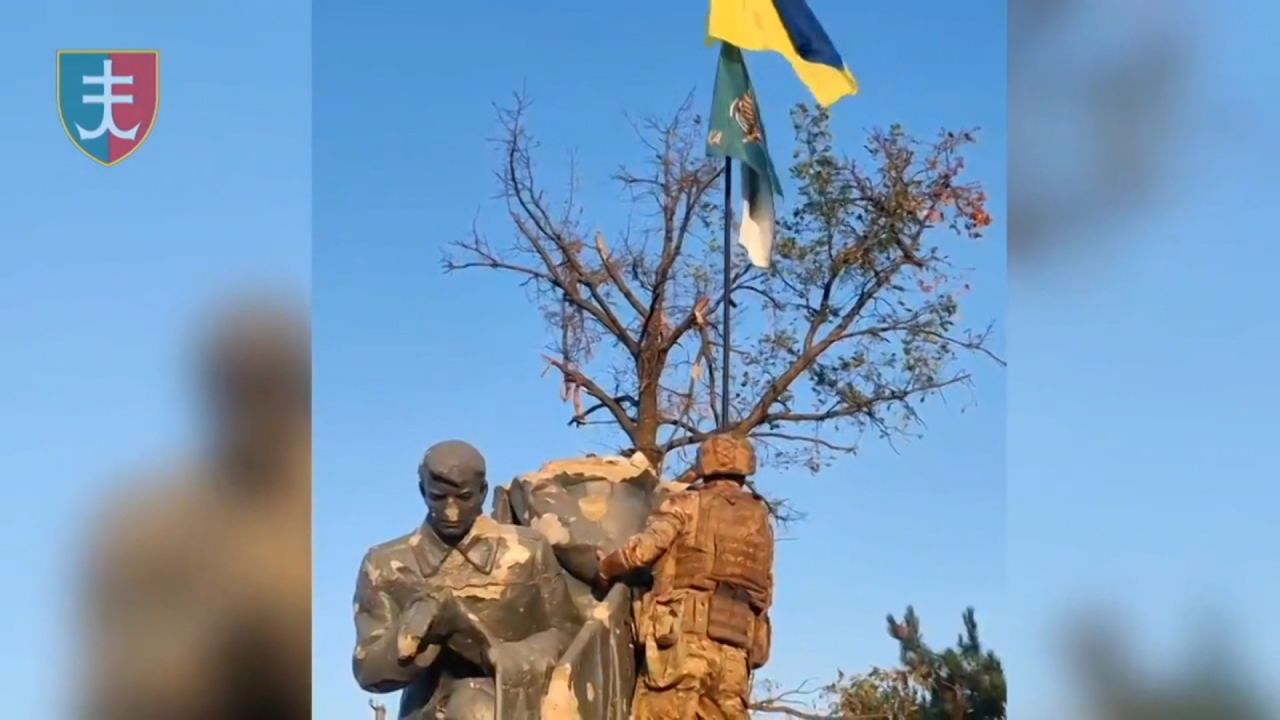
[353,515,582,720]
[599,435,774,720]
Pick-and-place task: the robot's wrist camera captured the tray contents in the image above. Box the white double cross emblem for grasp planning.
[75,58,140,141]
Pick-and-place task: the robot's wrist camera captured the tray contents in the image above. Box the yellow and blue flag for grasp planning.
[708,0,858,107]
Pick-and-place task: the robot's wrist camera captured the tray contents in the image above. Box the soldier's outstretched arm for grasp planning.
[352,553,420,692]
[604,494,692,576]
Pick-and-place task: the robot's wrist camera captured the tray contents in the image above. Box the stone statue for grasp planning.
[597,434,775,719]
[352,441,583,719]
[494,454,669,719]
[354,446,703,719]
[84,299,312,720]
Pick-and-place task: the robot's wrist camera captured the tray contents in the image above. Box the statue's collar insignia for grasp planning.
[412,525,497,576]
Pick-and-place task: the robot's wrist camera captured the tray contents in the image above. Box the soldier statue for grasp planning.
[596,434,775,719]
[352,440,583,720]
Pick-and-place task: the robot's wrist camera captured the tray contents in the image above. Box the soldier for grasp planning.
[352,440,583,720]
[596,434,775,719]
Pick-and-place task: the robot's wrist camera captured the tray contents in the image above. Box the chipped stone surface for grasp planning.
[577,495,609,522]
[518,453,652,487]
[659,480,691,494]
[540,664,580,720]
[495,540,531,571]
[583,481,612,497]
[589,602,613,626]
[396,633,419,659]
[507,456,659,550]
[453,584,505,600]
[531,513,571,546]
[469,515,501,537]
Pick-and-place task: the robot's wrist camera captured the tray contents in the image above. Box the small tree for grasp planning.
[446,92,1000,481]
[753,607,1006,720]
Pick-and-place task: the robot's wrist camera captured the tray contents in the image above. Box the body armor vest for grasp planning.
[669,488,772,604]
[651,483,773,657]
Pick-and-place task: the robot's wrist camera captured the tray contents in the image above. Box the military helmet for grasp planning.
[695,434,757,478]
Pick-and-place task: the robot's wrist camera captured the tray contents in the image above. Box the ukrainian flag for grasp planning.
[708,0,858,107]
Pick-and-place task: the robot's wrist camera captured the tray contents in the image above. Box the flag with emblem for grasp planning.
[707,0,859,108]
[707,43,781,269]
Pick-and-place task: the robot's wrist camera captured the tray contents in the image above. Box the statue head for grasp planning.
[418,440,488,543]
[201,297,309,472]
[695,434,756,482]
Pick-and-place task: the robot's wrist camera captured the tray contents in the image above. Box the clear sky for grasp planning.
[7,3,1280,719]
[1006,2,1280,714]
[0,2,1004,718]
[0,1,309,717]
[312,2,1005,719]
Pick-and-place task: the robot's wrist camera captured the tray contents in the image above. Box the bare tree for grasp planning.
[446,92,1000,480]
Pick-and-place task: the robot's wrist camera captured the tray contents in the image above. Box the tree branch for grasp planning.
[760,374,971,426]
[543,355,637,436]
[751,431,859,453]
[593,231,648,317]
[749,703,841,719]
[494,94,643,358]
[662,264,753,353]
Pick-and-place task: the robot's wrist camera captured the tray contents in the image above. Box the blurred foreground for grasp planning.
[81,296,310,720]
[1012,0,1280,718]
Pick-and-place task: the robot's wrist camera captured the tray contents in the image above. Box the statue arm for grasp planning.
[485,538,583,685]
[352,554,424,692]
[526,538,583,659]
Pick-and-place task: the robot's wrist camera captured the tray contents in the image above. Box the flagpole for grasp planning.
[721,157,733,430]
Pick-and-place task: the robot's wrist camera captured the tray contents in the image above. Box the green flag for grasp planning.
[707,42,782,268]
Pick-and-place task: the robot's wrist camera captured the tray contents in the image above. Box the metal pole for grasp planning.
[721,157,733,429]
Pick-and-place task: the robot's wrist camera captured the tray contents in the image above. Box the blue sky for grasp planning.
[4,2,1279,718]
[312,2,1005,718]
[1006,2,1280,713]
[0,1,309,717]
[0,1,1004,717]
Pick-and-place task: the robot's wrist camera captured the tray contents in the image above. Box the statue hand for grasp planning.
[420,593,464,644]
[487,638,556,686]
[396,594,443,662]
